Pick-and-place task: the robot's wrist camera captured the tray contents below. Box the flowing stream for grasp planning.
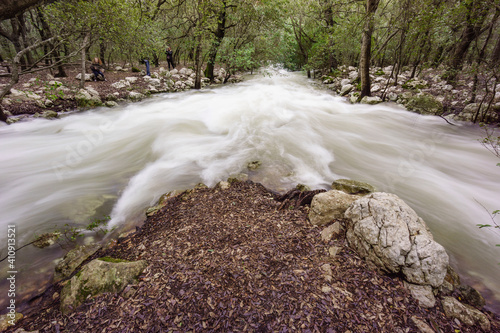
[1,69,500,314]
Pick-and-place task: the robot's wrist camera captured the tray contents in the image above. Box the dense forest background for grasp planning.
[1,0,499,122]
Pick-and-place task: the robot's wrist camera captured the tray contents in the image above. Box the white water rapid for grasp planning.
[1,70,499,313]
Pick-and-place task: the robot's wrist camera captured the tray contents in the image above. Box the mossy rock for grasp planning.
[295,184,311,192]
[331,179,375,195]
[60,258,147,314]
[54,243,101,282]
[227,173,249,183]
[404,93,443,115]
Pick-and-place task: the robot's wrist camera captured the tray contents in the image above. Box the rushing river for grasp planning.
[1,69,499,314]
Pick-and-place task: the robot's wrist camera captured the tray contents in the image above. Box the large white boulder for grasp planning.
[344,192,449,287]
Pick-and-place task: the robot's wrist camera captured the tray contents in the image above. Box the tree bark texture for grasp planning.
[0,0,57,21]
[359,0,380,100]
[205,1,228,82]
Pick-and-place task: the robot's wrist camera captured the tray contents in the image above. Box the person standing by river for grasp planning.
[141,57,151,76]
[166,47,175,70]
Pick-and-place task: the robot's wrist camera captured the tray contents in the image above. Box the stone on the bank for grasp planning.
[309,190,359,226]
[54,243,101,282]
[8,89,42,102]
[0,312,23,331]
[340,78,350,86]
[217,181,231,190]
[75,73,93,81]
[458,285,486,309]
[344,192,449,287]
[321,222,341,242]
[441,296,490,331]
[174,81,185,90]
[404,282,436,308]
[332,179,375,195]
[360,96,382,104]
[125,77,138,84]
[339,84,354,96]
[371,84,381,92]
[105,101,118,107]
[348,71,358,81]
[128,91,146,101]
[404,93,443,115]
[60,258,147,314]
[328,246,341,258]
[388,92,398,101]
[451,103,499,122]
[111,80,131,89]
[75,88,102,106]
[410,316,435,333]
[41,110,58,119]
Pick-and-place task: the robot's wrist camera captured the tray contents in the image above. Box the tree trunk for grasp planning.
[358,0,380,100]
[446,0,487,79]
[80,33,89,89]
[99,40,106,67]
[194,35,203,90]
[0,0,57,21]
[492,35,500,66]
[205,2,227,82]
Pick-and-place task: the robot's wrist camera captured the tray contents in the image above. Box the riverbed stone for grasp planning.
[331,179,375,195]
[441,296,490,331]
[309,190,359,226]
[54,243,101,282]
[247,160,262,170]
[344,192,449,287]
[60,258,148,314]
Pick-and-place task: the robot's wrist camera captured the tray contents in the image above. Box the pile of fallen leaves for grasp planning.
[11,181,500,332]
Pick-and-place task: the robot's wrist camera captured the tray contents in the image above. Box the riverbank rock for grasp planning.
[441,296,491,331]
[403,93,443,115]
[308,190,359,226]
[60,258,147,314]
[75,88,102,107]
[404,282,436,308]
[360,96,382,104]
[54,244,101,282]
[331,179,375,195]
[458,284,486,309]
[344,192,449,287]
[0,312,23,331]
